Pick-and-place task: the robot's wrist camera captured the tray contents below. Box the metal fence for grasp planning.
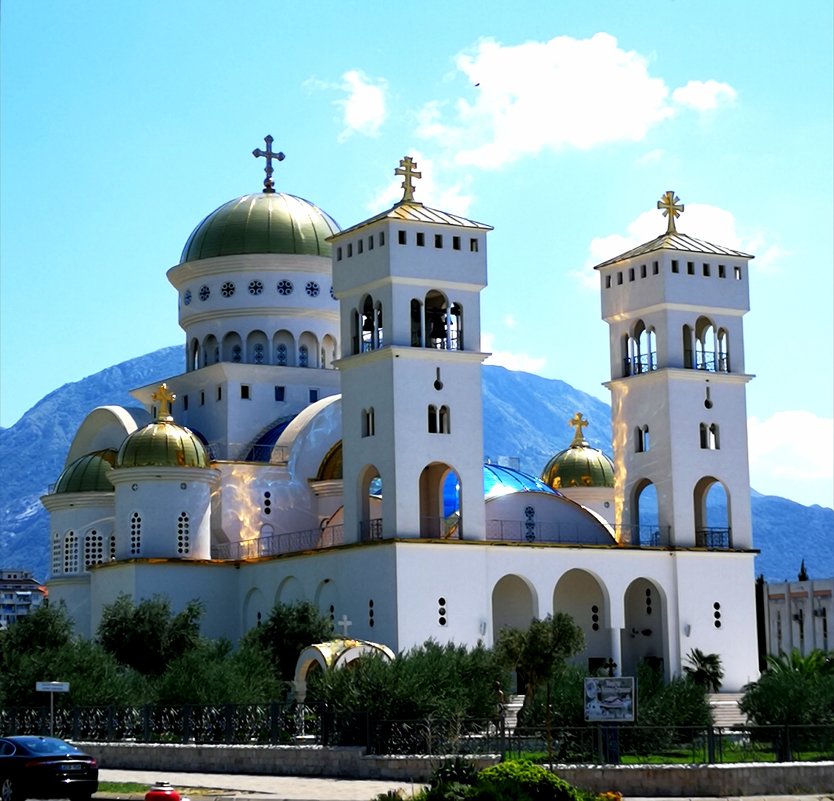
[2,705,832,763]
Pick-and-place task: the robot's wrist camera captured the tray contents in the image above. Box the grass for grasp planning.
[97,783,229,797]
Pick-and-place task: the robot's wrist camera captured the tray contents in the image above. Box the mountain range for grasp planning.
[1,346,831,583]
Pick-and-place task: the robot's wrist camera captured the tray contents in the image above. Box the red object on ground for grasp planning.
[145,781,181,801]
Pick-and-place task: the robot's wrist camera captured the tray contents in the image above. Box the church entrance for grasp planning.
[492,574,536,637]
[622,578,666,679]
[553,569,608,672]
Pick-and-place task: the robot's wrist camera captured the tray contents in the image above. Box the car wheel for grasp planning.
[0,776,16,801]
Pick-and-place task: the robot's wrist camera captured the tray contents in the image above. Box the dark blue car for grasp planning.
[0,737,98,801]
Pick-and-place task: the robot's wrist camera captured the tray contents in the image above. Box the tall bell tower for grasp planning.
[332,157,492,544]
[595,192,755,550]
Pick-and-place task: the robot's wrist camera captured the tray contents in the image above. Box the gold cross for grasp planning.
[152,383,176,421]
[569,412,588,446]
[657,190,684,234]
[395,156,421,202]
[253,135,285,194]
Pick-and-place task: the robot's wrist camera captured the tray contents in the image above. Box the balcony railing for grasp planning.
[684,349,729,373]
[359,518,383,542]
[696,527,731,549]
[212,524,344,560]
[623,352,657,376]
[485,521,669,547]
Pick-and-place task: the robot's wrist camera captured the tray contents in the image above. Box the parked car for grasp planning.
[0,736,98,801]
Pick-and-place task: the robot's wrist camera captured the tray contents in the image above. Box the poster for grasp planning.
[584,676,635,722]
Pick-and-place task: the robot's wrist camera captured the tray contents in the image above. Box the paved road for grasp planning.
[97,769,833,801]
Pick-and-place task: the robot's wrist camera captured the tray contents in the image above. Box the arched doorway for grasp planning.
[622,578,666,679]
[492,574,537,635]
[553,569,609,673]
[694,476,731,548]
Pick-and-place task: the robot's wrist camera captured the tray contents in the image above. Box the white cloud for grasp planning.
[672,80,737,112]
[416,34,736,168]
[336,70,387,142]
[748,411,834,508]
[365,150,474,215]
[482,332,547,373]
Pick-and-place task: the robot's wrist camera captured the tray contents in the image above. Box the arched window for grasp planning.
[695,316,717,371]
[683,325,694,368]
[694,477,730,548]
[64,531,78,573]
[700,423,720,450]
[627,320,656,374]
[189,339,199,372]
[425,290,450,349]
[276,343,288,365]
[51,532,62,575]
[428,404,438,433]
[299,345,309,367]
[717,328,730,372]
[449,303,463,350]
[362,408,375,437]
[351,308,361,355]
[636,425,650,452]
[411,299,423,346]
[439,405,451,433]
[84,529,104,569]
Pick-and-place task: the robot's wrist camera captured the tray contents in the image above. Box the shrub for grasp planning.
[477,761,583,801]
[431,756,479,786]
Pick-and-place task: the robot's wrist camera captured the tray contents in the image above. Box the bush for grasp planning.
[477,761,583,801]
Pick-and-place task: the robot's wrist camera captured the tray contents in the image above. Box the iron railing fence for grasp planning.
[2,705,832,763]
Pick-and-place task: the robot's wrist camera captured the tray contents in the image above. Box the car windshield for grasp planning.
[15,737,80,755]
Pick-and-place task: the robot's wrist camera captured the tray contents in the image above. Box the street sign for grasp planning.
[36,681,70,692]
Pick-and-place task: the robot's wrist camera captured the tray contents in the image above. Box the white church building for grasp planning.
[44,140,761,690]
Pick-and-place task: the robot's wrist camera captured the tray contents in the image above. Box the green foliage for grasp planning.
[683,648,724,693]
[241,600,334,681]
[517,665,587,728]
[477,761,583,801]
[97,594,203,676]
[431,756,480,786]
[635,663,711,728]
[740,648,834,726]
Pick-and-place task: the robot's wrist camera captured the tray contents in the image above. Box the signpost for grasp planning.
[584,676,635,764]
[36,681,70,736]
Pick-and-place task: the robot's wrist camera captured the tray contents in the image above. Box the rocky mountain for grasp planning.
[1,346,831,582]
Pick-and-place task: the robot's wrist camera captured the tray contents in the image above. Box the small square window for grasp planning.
[337,247,342,261]
[309,389,319,403]
[671,260,679,273]
[734,265,742,280]
[703,263,710,276]
[368,235,374,250]
[453,236,461,250]
[640,264,647,278]
[416,232,425,247]
[628,268,635,282]
[398,230,406,245]
[275,386,285,402]
[718,264,726,278]
[617,272,623,285]
[470,238,479,252]
[687,261,695,275]
[653,261,659,275]
[380,231,385,246]
[358,239,364,254]
[435,234,443,248]
[347,243,353,257]
[241,385,250,400]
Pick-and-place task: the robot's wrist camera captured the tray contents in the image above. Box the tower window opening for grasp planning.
[734,265,742,280]
[347,243,353,258]
[439,405,450,434]
[217,386,222,401]
[262,491,271,516]
[200,391,205,406]
[453,236,461,250]
[435,234,443,248]
[379,231,385,246]
[718,264,726,278]
[653,261,659,274]
[299,345,309,367]
[398,230,406,245]
[699,423,720,450]
[640,264,647,278]
[617,272,623,285]
[687,261,695,275]
[358,239,364,254]
[337,246,343,261]
[368,235,374,250]
[183,394,189,411]
[628,268,635,282]
[241,385,250,400]
[416,232,425,247]
[129,513,141,555]
[64,531,78,573]
[636,425,650,452]
[362,407,375,437]
[469,238,479,252]
[275,386,285,402]
[309,389,319,403]
[428,404,438,434]
[605,276,612,289]
[672,260,679,273]
[703,263,711,276]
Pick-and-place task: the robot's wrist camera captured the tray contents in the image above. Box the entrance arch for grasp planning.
[492,574,537,635]
[553,569,609,672]
[622,578,666,679]
[419,462,460,538]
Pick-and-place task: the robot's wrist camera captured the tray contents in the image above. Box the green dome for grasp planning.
[116,421,210,469]
[55,449,117,493]
[541,444,615,489]
[180,192,340,263]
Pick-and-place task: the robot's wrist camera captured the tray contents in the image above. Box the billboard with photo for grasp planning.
[584,676,635,722]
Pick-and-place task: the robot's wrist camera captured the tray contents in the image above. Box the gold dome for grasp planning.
[541,412,614,490]
[55,449,117,493]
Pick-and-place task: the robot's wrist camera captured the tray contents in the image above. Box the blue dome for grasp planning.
[244,416,297,462]
[482,464,561,499]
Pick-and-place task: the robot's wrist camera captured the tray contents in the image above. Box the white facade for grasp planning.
[764,578,833,656]
[43,164,763,690]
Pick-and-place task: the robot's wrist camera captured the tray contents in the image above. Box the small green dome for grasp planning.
[116,421,209,469]
[180,192,340,263]
[541,445,615,489]
[55,449,117,493]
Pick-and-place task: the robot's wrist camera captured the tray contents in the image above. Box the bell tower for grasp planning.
[595,191,755,550]
[332,157,492,544]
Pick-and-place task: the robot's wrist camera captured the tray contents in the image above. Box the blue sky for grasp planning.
[1,1,832,508]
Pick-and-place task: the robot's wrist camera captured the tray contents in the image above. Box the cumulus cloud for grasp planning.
[416,34,736,168]
[748,411,834,508]
[335,70,387,142]
[482,332,547,374]
[365,150,474,216]
[672,80,737,111]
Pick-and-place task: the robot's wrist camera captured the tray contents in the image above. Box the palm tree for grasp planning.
[683,648,724,692]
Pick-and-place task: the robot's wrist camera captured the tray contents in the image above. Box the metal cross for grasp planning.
[657,190,684,234]
[152,383,176,420]
[604,658,618,677]
[569,412,588,446]
[395,156,421,202]
[252,135,285,194]
[337,614,353,636]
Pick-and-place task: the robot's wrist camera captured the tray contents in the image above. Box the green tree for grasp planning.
[242,600,334,681]
[97,594,203,676]
[683,648,724,692]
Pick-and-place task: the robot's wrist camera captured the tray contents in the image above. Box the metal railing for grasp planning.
[212,525,344,560]
[696,528,731,549]
[486,522,669,547]
[623,352,657,376]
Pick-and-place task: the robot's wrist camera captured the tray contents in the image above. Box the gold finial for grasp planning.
[394,156,421,203]
[569,412,589,447]
[657,190,684,234]
[152,383,176,421]
[252,134,285,194]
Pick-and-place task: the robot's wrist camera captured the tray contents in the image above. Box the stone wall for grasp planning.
[82,743,834,794]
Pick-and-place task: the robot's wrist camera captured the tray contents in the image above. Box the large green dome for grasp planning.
[55,449,117,493]
[116,421,210,469]
[180,192,340,263]
[541,413,615,490]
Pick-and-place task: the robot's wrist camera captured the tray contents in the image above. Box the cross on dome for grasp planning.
[252,135,285,194]
[569,412,589,447]
[395,156,421,203]
[657,190,684,234]
[152,383,176,421]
